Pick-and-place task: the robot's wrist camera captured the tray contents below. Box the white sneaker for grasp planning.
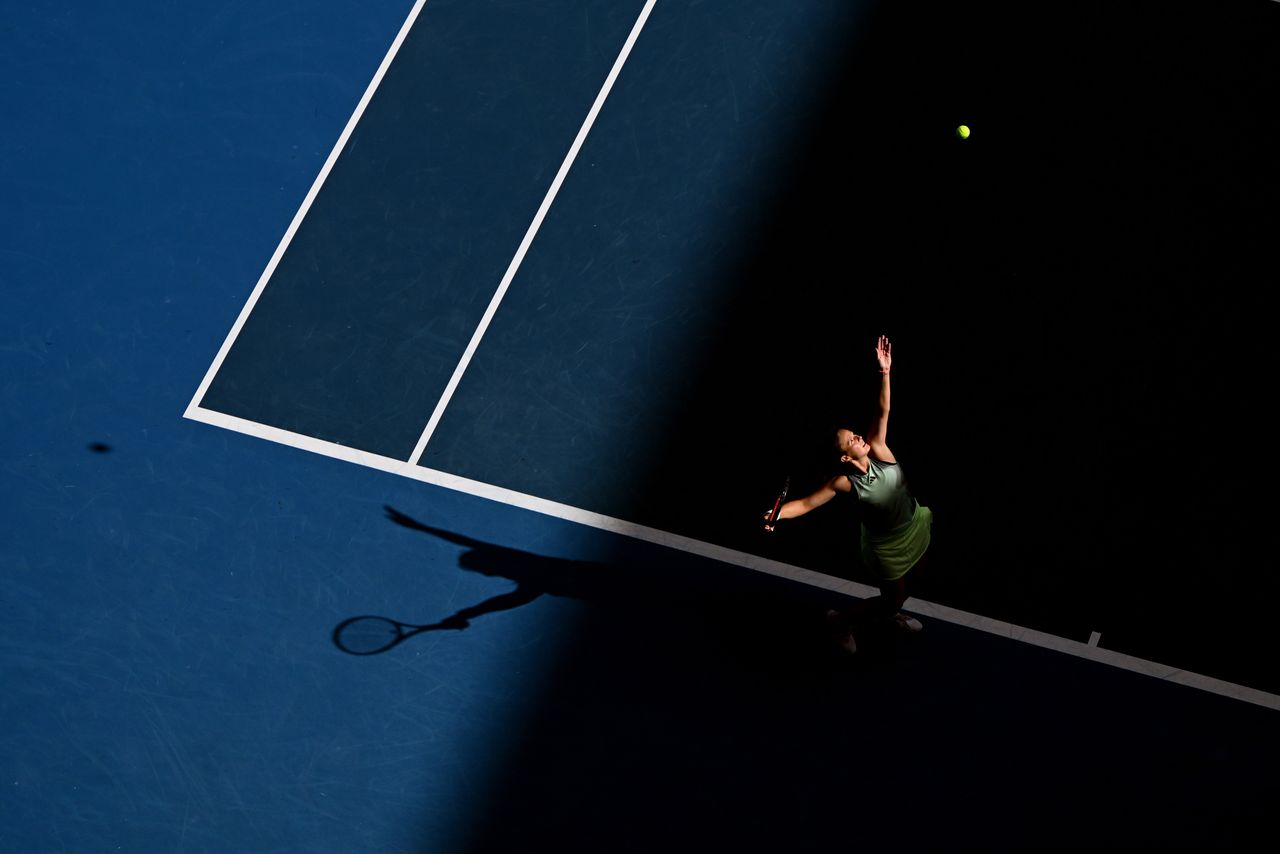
[893,612,923,633]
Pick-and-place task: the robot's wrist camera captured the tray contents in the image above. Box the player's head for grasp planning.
[834,428,870,466]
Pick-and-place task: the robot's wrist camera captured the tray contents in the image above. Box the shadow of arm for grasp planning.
[450,585,544,622]
[384,505,489,550]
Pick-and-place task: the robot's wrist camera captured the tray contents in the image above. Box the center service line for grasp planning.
[406,0,660,466]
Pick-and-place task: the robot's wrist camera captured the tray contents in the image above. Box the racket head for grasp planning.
[333,615,412,655]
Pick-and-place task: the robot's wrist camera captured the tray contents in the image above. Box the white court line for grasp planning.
[184,405,1280,714]
[406,0,659,465]
[184,0,433,418]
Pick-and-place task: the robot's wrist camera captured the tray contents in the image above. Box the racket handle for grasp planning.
[764,478,789,532]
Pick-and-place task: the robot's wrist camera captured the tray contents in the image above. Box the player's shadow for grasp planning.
[390,503,627,613]
[334,505,857,665]
[332,505,654,656]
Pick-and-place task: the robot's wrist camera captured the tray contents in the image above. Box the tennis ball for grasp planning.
[956,125,970,140]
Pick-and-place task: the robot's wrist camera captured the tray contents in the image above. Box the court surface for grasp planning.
[4,1,1279,851]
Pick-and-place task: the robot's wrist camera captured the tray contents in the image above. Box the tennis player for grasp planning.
[766,335,933,654]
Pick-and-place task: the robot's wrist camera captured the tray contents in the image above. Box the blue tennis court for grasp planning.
[5,1,1279,851]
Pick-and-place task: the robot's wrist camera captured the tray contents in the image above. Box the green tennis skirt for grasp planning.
[860,501,934,582]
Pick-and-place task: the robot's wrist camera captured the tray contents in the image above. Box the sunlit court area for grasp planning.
[5,0,1280,850]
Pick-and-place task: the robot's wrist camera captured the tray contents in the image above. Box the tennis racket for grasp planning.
[763,476,789,532]
[332,614,466,655]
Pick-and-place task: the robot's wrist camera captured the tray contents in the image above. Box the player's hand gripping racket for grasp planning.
[763,476,789,532]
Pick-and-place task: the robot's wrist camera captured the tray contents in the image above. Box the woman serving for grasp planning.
[766,335,933,654]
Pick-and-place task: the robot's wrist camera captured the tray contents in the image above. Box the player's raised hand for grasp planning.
[876,335,892,373]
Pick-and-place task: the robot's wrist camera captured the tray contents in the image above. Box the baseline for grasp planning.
[183,405,1280,713]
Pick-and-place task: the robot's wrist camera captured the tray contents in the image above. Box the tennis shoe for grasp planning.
[893,612,923,633]
[836,632,857,654]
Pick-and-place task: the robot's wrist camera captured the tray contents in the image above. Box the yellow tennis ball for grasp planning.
[956,125,970,140]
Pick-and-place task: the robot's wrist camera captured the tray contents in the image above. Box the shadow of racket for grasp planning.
[332,614,467,656]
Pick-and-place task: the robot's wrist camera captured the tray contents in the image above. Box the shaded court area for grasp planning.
[454,541,1279,853]
[3,0,1279,852]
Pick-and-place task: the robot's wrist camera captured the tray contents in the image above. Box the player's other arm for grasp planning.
[867,334,896,462]
[774,476,849,522]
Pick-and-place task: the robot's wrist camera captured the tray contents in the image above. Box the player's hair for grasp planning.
[827,424,855,470]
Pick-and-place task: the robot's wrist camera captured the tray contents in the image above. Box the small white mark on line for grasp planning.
[1088,631,1102,647]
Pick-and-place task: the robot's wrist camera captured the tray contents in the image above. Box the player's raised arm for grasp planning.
[866,335,894,461]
